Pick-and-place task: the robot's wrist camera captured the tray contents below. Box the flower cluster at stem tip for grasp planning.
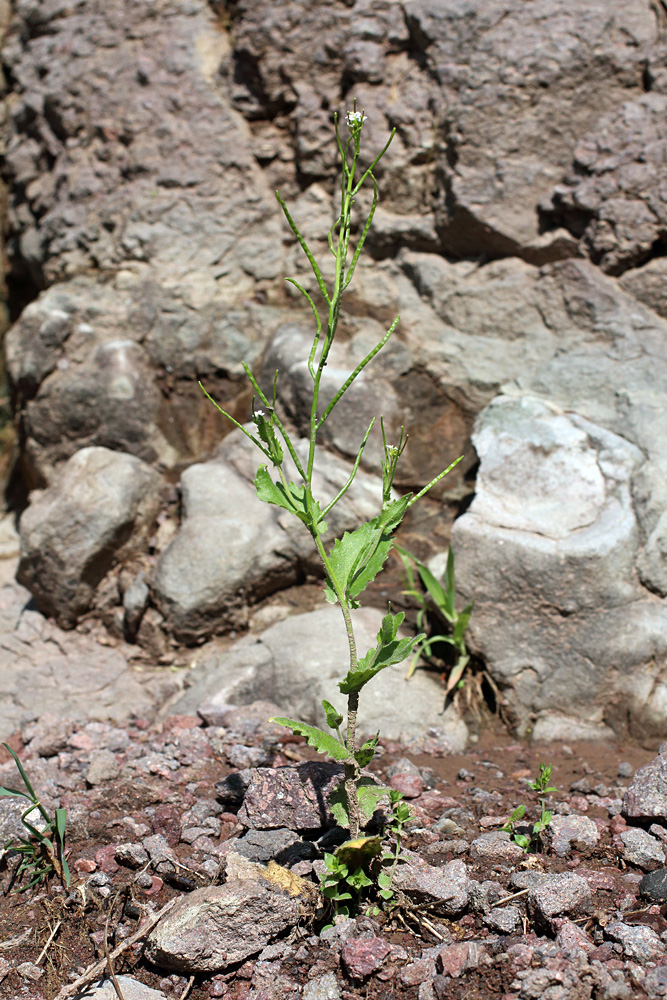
[346,109,367,130]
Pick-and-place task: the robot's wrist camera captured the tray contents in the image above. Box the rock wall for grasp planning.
[1,0,666,739]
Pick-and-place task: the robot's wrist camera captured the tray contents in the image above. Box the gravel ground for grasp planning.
[0,705,663,1000]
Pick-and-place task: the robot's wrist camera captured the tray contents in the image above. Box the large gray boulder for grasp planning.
[451,395,667,738]
[17,447,162,627]
[171,603,469,748]
[546,92,667,274]
[154,428,391,641]
[2,0,284,483]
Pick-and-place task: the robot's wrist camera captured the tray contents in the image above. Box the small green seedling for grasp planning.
[501,762,557,853]
[319,835,381,925]
[376,789,412,906]
[0,743,71,892]
[397,546,473,693]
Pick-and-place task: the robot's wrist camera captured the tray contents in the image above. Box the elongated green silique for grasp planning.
[202,106,462,841]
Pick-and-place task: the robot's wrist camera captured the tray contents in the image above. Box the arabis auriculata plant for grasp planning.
[201,104,461,840]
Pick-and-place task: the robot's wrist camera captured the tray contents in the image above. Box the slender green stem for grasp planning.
[317,317,399,431]
[406,455,464,508]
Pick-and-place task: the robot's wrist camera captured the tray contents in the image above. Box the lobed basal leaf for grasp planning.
[269,718,352,762]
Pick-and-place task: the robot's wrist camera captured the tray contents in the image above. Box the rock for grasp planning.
[17,447,162,628]
[114,843,149,870]
[483,905,521,934]
[452,392,667,737]
[0,600,179,740]
[85,749,120,786]
[145,878,302,973]
[549,815,600,858]
[340,935,391,980]
[605,921,666,963]
[302,972,341,1000]
[556,920,595,960]
[468,830,526,867]
[233,828,300,864]
[74,977,168,1000]
[3,0,284,482]
[546,94,667,274]
[175,604,468,746]
[639,868,667,903]
[623,745,667,821]
[435,941,490,979]
[16,962,43,981]
[619,828,665,871]
[238,761,345,831]
[214,771,252,811]
[526,873,592,934]
[642,967,667,998]
[392,857,470,915]
[389,773,424,799]
[619,258,667,320]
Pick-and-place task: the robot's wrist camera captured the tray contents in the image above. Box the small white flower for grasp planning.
[254,409,266,419]
[346,110,367,130]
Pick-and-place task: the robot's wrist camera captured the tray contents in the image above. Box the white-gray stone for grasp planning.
[550,815,600,857]
[74,976,167,999]
[605,921,666,963]
[451,394,667,737]
[173,604,468,746]
[619,828,665,871]
[17,447,162,628]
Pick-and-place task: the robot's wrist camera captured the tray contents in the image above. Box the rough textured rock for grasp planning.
[2,0,667,741]
[174,604,469,745]
[17,447,162,628]
[0,576,180,741]
[619,828,665,870]
[623,744,667,821]
[145,878,302,973]
[546,93,667,274]
[74,977,167,1000]
[451,393,667,737]
[605,921,666,963]
[526,873,592,934]
[549,815,600,858]
[2,0,285,482]
[392,857,470,915]
[238,762,344,831]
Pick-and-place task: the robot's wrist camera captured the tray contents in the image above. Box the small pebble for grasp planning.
[640,869,667,903]
[618,762,634,778]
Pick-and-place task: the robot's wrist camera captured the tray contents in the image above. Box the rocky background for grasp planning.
[0,0,666,746]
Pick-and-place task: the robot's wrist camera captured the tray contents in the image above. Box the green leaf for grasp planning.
[55,808,67,841]
[324,497,410,606]
[322,700,344,731]
[0,787,30,800]
[357,782,389,822]
[354,733,379,768]
[330,779,389,829]
[335,836,382,871]
[417,561,452,622]
[255,467,326,532]
[268,718,352,762]
[453,603,473,645]
[339,612,424,694]
[376,495,412,533]
[444,548,457,619]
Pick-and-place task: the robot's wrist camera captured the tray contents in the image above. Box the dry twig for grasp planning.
[36,920,61,966]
